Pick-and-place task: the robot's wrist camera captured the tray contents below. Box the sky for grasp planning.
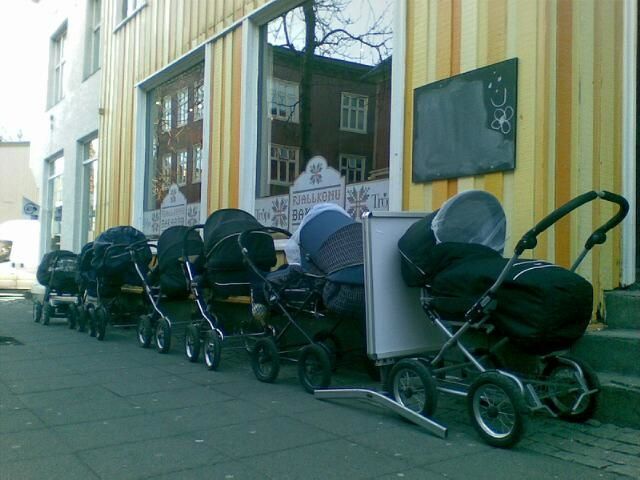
[0,0,47,141]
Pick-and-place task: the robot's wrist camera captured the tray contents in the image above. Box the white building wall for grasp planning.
[30,0,101,255]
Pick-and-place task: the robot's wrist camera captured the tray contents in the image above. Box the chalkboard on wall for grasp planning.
[412,58,518,182]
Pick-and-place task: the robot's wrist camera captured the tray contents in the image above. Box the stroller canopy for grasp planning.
[204,209,275,271]
[286,203,353,267]
[431,190,506,253]
[154,225,203,298]
[37,250,78,289]
[91,226,152,276]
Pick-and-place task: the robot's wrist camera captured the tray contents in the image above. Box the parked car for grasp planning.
[0,219,40,290]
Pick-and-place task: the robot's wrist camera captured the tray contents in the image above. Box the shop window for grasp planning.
[255,0,392,218]
[81,137,99,243]
[143,62,204,236]
[47,156,64,250]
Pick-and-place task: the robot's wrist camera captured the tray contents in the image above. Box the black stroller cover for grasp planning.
[76,242,97,297]
[204,209,276,297]
[91,226,152,291]
[398,191,593,354]
[152,225,203,298]
[37,250,78,293]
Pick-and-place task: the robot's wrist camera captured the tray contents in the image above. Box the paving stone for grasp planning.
[604,464,640,478]
[1,454,100,480]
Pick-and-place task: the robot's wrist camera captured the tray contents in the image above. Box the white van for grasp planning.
[0,219,40,290]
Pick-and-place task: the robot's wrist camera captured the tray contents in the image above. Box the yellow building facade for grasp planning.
[97,0,637,313]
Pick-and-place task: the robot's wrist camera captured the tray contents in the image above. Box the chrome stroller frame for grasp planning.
[316,190,629,448]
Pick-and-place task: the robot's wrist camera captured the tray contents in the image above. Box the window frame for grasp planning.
[340,92,368,134]
[48,24,67,107]
[114,0,147,32]
[270,78,299,123]
[339,153,367,184]
[268,143,299,186]
[84,0,102,78]
[80,135,99,243]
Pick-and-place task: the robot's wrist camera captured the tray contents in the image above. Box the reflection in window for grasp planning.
[82,137,99,243]
[192,144,202,183]
[256,0,392,199]
[339,154,366,183]
[48,156,64,251]
[144,63,204,236]
[340,93,368,133]
[270,78,299,122]
[270,144,299,186]
[177,88,189,127]
[177,150,188,186]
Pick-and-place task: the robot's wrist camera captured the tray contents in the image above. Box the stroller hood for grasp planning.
[154,225,203,298]
[431,190,506,253]
[91,226,151,276]
[37,250,78,289]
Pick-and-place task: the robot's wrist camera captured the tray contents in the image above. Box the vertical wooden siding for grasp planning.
[403,0,625,305]
[97,0,264,231]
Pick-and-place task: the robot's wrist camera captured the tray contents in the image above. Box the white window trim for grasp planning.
[239,0,405,213]
[340,92,368,134]
[192,144,203,183]
[270,78,299,123]
[176,150,188,186]
[113,0,147,33]
[49,27,67,107]
[176,87,189,127]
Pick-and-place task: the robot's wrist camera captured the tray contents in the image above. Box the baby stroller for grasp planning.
[239,204,366,393]
[136,225,204,353]
[73,241,96,333]
[181,209,276,370]
[34,250,79,327]
[387,190,629,447]
[90,226,164,341]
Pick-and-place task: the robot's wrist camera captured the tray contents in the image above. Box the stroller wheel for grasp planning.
[468,371,527,448]
[77,307,87,332]
[87,306,97,337]
[251,337,280,383]
[387,359,438,417]
[68,304,78,329]
[313,331,342,371]
[203,330,222,371]
[43,304,52,325]
[542,356,599,423]
[33,303,42,323]
[184,324,201,362]
[95,307,108,341]
[137,315,153,348]
[155,318,172,354]
[298,344,332,394]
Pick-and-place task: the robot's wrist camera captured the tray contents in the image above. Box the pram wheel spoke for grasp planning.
[298,344,332,394]
[95,307,108,341]
[541,356,599,422]
[468,372,527,448]
[387,359,438,417]
[155,318,172,354]
[184,324,201,362]
[33,303,42,323]
[251,337,280,383]
[203,330,222,371]
[137,315,153,348]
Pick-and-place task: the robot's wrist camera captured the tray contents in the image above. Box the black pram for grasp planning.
[389,190,629,448]
[240,205,366,393]
[34,250,79,327]
[89,226,156,341]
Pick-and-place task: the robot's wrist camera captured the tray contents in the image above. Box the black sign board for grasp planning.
[412,58,518,182]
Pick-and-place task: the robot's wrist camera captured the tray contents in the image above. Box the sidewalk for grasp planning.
[1,296,638,479]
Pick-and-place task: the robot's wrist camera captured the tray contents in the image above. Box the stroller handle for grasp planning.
[515,190,629,255]
[237,226,292,282]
